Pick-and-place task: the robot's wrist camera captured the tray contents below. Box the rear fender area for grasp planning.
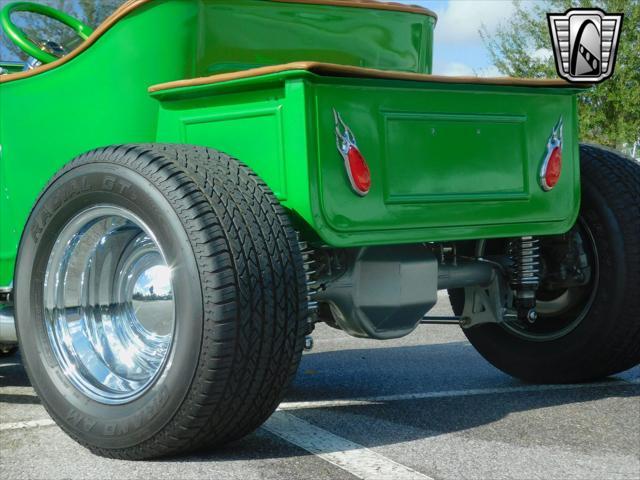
[151,65,582,248]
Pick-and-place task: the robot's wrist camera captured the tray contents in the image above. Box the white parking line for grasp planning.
[264,411,433,480]
[2,378,638,431]
[0,362,21,368]
[0,419,55,431]
[2,414,434,479]
[278,378,640,411]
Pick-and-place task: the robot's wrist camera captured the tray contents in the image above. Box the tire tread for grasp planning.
[32,144,307,459]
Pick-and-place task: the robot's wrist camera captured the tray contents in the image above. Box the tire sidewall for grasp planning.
[464,178,627,380]
[15,161,203,449]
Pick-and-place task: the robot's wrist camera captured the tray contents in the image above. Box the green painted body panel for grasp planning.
[311,79,580,244]
[194,0,434,76]
[153,72,580,247]
[0,0,578,287]
[0,0,199,285]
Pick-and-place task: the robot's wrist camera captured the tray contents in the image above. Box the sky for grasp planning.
[397,0,524,76]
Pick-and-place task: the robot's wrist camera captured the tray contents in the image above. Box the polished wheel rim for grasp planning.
[44,206,175,404]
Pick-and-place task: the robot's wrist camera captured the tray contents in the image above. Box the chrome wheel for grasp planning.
[44,206,175,404]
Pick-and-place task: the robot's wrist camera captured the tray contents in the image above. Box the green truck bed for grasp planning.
[152,63,581,247]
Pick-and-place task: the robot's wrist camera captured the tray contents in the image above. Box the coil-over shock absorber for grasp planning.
[298,238,319,349]
[508,236,541,323]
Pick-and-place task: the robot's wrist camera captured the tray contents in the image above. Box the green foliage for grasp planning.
[482,0,639,156]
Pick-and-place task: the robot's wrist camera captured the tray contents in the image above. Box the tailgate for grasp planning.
[151,63,581,247]
[308,73,580,245]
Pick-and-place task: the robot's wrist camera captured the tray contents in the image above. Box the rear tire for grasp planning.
[463,145,640,383]
[15,144,308,458]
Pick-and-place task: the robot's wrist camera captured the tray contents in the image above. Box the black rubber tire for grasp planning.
[15,144,308,459]
[462,144,640,383]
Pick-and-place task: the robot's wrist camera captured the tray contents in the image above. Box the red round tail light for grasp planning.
[346,145,371,196]
[334,109,371,196]
[543,146,562,190]
[540,118,564,191]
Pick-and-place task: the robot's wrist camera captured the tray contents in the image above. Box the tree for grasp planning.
[482,0,639,157]
[0,0,121,62]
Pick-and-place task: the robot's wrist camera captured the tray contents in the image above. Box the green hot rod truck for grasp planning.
[0,0,638,459]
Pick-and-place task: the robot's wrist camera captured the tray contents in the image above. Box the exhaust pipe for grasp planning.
[0,305,17,344]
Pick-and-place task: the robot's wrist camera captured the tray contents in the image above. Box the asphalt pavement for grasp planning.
[1,295,639,480]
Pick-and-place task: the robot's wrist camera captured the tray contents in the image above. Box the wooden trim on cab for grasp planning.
[0,0,435,84]
[149,61,575,93]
